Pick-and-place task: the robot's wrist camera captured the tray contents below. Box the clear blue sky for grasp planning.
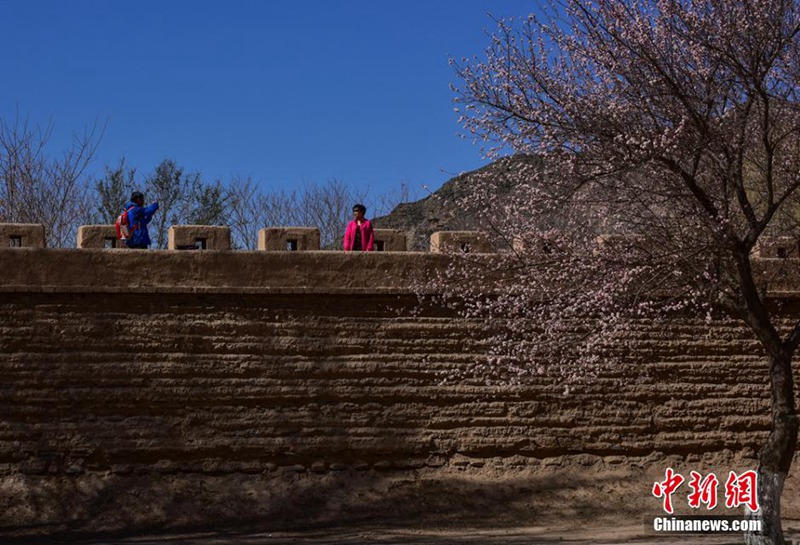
[0,0,537,199]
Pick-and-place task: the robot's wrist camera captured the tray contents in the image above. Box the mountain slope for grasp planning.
[373,155,538,251]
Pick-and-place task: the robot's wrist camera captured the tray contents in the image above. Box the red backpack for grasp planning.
[115,205,137,241]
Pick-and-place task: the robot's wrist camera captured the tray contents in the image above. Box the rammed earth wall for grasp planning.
[0,247,790,467]
[0,248,798,536]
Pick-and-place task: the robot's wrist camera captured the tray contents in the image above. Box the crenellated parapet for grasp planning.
[5,223,478,253]
[0,223,46,248]
[5,225,800,295]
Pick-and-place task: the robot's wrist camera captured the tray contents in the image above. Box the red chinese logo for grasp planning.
[652,468,685,514]
[724,470,759,512]
[687,471,719,509]
[653,469,759,513]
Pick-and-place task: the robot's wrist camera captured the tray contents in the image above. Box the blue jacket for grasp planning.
[123,200,159,248]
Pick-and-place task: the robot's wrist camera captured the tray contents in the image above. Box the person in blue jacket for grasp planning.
[123,191,159,249]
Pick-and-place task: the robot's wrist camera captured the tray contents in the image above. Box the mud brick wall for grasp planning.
[0,248,791,477]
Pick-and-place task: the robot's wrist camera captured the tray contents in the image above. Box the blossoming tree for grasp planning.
[448,1,799,543]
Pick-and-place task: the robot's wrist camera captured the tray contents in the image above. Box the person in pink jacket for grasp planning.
[343,203,375,251]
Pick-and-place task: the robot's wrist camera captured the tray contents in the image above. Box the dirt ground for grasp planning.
[4,521,799,543]
[3,454,800,544]
[7,524,800,545]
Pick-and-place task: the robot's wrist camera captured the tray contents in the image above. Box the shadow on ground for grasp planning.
[1,466,650,544]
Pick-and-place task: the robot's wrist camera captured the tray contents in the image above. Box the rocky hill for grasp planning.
[372,155,538,251]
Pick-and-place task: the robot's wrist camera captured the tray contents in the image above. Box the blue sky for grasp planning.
[0,0,536,199]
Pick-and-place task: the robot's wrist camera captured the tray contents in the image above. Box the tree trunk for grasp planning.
[745,351,798,545]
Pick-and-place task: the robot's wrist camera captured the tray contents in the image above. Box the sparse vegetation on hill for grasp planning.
[373,155,541,250]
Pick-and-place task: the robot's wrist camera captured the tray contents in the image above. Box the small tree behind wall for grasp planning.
[94,158,136,224]
[448,1,799,543]
[0,115,103,246]
[144,159,229,249]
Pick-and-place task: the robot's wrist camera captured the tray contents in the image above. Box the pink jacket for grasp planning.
[343,219,374,251]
